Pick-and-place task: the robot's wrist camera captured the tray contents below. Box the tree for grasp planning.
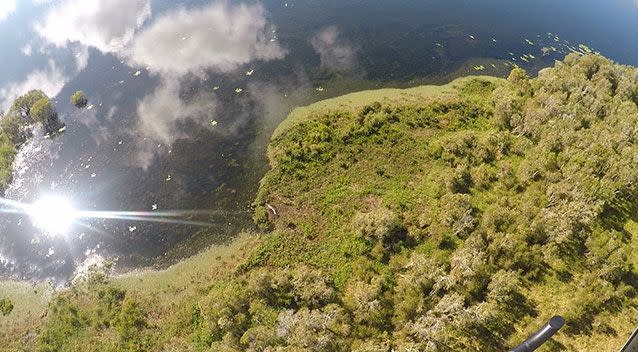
[115,298,148,347]
[507,67,532,96]
[418,193,477,244]
[343,278,388,329]
[0,133,15,187]
[71,91,88,108]
[239,325,279,351]
[201,283,250,341]
[276,304,350,351]
[290,266,336,308]
[392,253,447,325]
[351,207,403,259]
[0,112,29,145]
[352,207,400,243]
[398,293,468,351]
[9,90,47,118]
[0,90,52,145]
[31,97,56,124]
[351,336,392,352]
[444,164,473,194]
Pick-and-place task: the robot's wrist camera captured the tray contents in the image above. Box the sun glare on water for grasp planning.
[28,195,76,235]
[0,193,217,239]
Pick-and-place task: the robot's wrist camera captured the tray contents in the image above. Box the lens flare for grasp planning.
[28,195,76,235]
[0,195,220,239]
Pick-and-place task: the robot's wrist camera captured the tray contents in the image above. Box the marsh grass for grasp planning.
[0,281,52,348]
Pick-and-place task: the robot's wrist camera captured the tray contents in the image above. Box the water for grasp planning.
[0,0,637,283]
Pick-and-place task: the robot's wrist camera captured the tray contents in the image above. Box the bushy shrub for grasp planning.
[276,304,350,351]
[290,266,336,308]
[0,297,13,316]
[71,91,88,108]
[352,207,401,243]
[343,277,388,328]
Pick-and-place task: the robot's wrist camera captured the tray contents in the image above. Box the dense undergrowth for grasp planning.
[4,54,638,351]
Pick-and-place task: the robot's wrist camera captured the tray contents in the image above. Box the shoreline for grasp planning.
[0,74,506,287]
[0,75,503,336]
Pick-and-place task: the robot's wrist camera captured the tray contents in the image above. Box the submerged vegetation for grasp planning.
[3,54,638,351]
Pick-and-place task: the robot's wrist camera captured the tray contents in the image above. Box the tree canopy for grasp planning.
[8,89,47,118]
[31,97,56,124]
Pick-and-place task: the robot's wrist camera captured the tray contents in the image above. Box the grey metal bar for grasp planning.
[621,328,638,352]
[510,316,565,352]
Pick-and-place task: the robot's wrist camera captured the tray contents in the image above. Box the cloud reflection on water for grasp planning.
[126,1,285,76]
[0,60,68,111]
[23,0,287,168]
[310,25,357,71]
[35,0,151,53]
[126,1,286,167]
[1,0,153,110]
[135,78,218,168]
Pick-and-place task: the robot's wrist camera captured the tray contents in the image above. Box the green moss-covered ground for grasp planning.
[4,54,638,351]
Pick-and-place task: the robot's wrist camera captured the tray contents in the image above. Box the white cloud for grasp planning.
[35,0,151,53]
[126,1,286,76]
[20,43,33,57]
[0,0,16,22]
[0,60,68,112]
[135,78,218,168]
[310,25,357,71]
[76,108,111,145]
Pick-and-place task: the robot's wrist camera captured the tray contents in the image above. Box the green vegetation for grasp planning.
[70,91,88,108]
[4,90,62,133]
[0,90,63,189]
[0,234,262,351]
[0,280,52,348]
[0,298,13,316]
[4,54,638,351]
[0,133,16,188]
[31,98,56,124]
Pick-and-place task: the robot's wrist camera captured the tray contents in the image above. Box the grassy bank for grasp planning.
[273,75,503,140]
[4,54,638,351]
[0,281,52,347]
[0,233,261,350]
